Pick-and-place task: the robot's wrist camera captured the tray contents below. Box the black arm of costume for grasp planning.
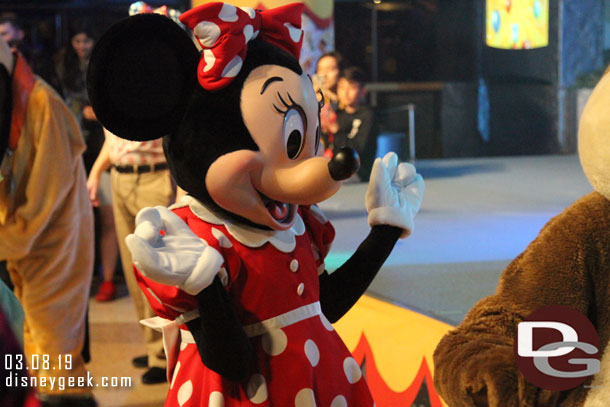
[319,224,402,323]
[185,277,253,382]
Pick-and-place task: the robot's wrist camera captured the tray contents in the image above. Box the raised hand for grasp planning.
[365,152,424,238]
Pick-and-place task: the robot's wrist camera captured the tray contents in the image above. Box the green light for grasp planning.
[324,252,352,272]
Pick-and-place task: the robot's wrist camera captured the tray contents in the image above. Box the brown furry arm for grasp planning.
[433,197,600,407]
[433,301,559,407]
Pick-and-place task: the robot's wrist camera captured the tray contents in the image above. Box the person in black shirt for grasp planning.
[333,67,377,181]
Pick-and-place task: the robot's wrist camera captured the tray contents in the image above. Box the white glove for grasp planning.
[125,206,224,295]
[365,152,425,238]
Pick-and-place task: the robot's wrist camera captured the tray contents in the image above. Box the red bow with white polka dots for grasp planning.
[180,2,304,91]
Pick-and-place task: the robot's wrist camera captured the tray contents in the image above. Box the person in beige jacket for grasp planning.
[0,38,95,407]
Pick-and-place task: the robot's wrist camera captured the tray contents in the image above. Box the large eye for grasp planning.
[284,108,305,160]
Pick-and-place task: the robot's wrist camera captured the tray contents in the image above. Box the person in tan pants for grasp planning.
[0,39,95,406]
[87,129,174,384]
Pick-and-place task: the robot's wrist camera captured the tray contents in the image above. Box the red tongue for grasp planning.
[267,201,289,220]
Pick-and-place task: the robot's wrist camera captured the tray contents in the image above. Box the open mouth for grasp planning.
[259,193,297,225]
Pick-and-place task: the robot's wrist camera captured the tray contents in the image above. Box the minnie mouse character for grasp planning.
[87,3,424,406]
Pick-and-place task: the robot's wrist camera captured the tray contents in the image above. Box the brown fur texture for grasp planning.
[433,191,610,407]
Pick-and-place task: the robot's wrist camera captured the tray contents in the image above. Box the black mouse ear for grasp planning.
[87,13,199,141]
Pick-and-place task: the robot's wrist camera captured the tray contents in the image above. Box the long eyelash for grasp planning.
[274,91,308,132]
[273,91,300,115]
[273,104,286,114]
[273,91,294,115]
[277,91,293,110]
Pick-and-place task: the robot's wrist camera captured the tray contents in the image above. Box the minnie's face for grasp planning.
[205,64,344,231]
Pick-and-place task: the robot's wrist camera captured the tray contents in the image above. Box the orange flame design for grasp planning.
[351,333,444,407]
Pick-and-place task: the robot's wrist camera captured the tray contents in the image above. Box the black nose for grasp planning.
[328,147,360,181]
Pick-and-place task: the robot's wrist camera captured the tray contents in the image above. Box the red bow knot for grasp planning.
[180,2,304,91]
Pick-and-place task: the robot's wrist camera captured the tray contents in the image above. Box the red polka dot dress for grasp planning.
[136,196,374,407]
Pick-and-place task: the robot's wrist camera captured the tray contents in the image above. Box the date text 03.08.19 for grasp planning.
[4,354,72,371]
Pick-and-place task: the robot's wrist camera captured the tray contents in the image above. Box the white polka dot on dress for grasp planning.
[222,55,243,78]
[194,21,221,47]
[202,49,216,73]
[343,357,362,384]
[180,341,188,351]
[246,374,268,404]
[209,391,225,407]
[261,328,288,356]
[295,388,317,407]
[170,361,181,390]
[218,3,238,22]
[304,339,320,367]
[177,380,193,406]
[320,314,334,331]
[330,395,347,407]
[212,228,233,248]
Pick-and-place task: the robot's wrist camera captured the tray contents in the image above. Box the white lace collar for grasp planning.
[170,195,305,253]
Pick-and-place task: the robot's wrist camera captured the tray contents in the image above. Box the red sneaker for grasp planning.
[95,281,116,302]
